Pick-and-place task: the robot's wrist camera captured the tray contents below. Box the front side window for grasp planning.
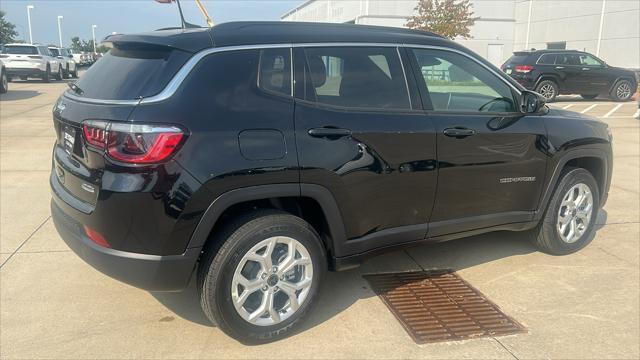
[412,48,516,113]
[302,47,410,110]
[258,48,291,96]
[49,48,60,57]
[578,54,603,66]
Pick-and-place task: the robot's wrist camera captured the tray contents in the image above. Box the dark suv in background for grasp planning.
[51,22,613,343]
[502,49,637,102]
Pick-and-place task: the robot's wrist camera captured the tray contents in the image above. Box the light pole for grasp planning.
[57,16,64,48]
[92,25,97,54]
[26,5,35,44]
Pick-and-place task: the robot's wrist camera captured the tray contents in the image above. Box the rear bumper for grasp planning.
[51,193,201,292]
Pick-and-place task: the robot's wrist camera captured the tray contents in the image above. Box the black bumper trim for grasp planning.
[6,68,45,77]
[51,199,201,292]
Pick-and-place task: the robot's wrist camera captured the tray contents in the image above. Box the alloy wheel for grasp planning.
[539,84,555,100]
[231,236,313,326]
[557,183,593,243]
[616,82,632,100]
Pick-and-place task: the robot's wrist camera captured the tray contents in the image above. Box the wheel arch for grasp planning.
[187,184,347,260]
[608,76,637,94]
[534,74,561,90]
[535,149,610,221]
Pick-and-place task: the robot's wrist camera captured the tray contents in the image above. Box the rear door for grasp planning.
[407,47,547,237]
[293,45,437,257]
[554,53,583,92]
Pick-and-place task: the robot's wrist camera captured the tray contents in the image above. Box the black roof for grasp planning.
[210,21,444,47]
[515,49,582,54]
[106,21,452,54]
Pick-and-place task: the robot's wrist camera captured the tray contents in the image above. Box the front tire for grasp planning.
[531,168,599,255]
[198,210,325,344]
[535,80,559,102]
[55,66,63,81]
[42,65,51,83]
[611,79,634,102]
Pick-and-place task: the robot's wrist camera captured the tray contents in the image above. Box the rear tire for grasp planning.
[580,94,598,100]
[535,80,559,102]
[198,210,325,344]
[611,79,634,102]
[64,65,70,79]
[530,168,599,255]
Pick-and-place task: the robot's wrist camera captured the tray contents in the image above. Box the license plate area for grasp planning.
[61,125,76,155]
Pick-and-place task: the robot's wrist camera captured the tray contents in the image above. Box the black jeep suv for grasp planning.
[51,22,613,343]
[502,49,637,102]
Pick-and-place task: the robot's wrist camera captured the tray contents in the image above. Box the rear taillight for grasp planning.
[514,65,534,73]
[28,55,43,59]
[82,120,185,164]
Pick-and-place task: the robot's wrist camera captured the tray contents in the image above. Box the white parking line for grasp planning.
[581,104,598,113]
[562,104,574,110]
[603,104,623,118]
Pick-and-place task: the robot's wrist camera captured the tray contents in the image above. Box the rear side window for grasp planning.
[72,45,191,100]
[49,48,60,57]
[556,54,580,66]
[2,46,38,55]
[537,53,556,64]
[258,48,291,96]
[302,47,410,110]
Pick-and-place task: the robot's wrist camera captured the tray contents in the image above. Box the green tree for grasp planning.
[0,11,19,44]
[70,36,84,52]
[406,0,479,39]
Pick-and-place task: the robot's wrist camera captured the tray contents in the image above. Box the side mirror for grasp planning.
[521,90,546,114]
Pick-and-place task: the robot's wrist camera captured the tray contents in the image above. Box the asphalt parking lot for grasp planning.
[1,81,638,359]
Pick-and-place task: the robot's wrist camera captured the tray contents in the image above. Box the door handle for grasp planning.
[443,127,476,138]
[582,67,591,71]
[555,66,565,69]
[308,127,352,139]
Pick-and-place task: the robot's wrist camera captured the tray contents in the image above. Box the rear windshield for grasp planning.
[2,46,38,55]
[71,45,192,100]
[504,53,530,65]
[49,48,60,56]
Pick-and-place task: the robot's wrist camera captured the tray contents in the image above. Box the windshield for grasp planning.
[2,46,38,55]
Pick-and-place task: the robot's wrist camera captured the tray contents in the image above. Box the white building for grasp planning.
[281,0,639,69]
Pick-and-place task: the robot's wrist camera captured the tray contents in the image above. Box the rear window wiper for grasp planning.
[67,81,84,96]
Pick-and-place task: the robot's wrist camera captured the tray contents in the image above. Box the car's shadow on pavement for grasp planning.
[150,209,609,335]
[0,90,41,101]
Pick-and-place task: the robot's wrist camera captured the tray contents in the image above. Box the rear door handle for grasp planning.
[555,66,565,69]
[443,127,476,138]
[308,127,352,138]
[582,67,591,71]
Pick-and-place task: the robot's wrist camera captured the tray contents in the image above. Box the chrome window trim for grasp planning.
[63,41,520,106]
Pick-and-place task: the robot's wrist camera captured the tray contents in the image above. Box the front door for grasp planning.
[408,47,548,237]
[293,46,438,257]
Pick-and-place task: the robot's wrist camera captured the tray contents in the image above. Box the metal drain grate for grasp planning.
[364,270,525,344]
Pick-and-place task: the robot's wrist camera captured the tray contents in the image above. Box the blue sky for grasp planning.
[1,0,305,47]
